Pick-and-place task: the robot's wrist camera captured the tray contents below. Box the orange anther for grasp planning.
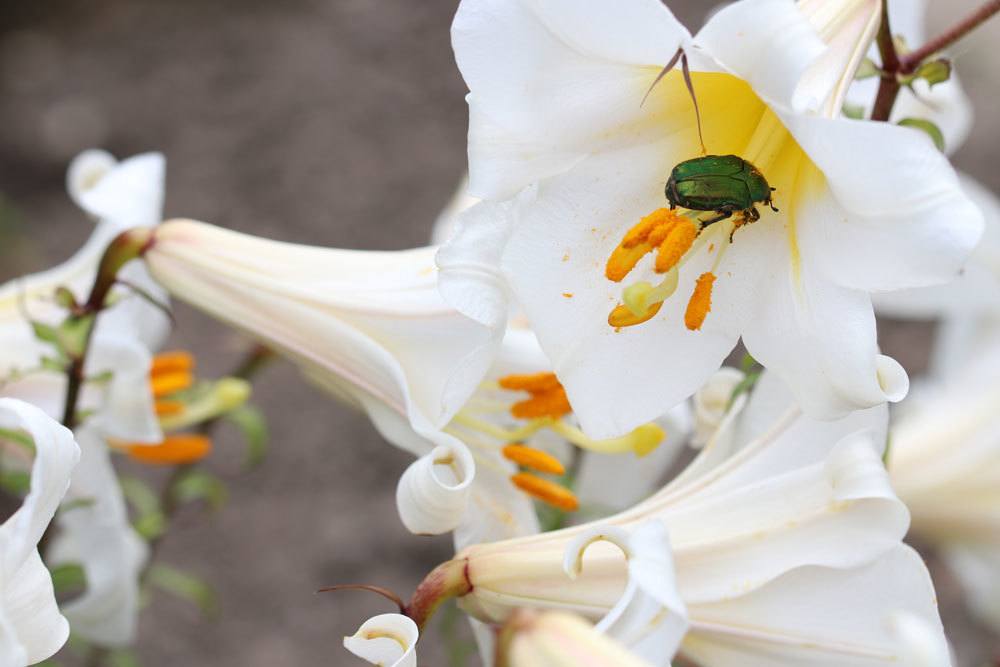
[654,217,697,273]
[150,371,194,399]
[150,351,195,377]
[685,272,717,331]
[621,209,670,248]
[607,301,663,328]
[605,243,653,283]
[510,387,572,419]
[498,372,561,393]
[502,444,566,475]
[511,473,579,511]
[154,400,185,417]
[125,434,212,465]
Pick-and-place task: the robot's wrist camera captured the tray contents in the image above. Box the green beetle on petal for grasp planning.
[665,154,778,225]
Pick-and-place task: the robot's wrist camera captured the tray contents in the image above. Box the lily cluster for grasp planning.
[2,0,999,665]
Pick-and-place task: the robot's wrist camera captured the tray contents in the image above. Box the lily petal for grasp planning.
[343,613,418,667]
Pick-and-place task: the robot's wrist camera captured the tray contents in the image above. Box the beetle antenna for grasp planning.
[640,47,684,108]
[680,52,706,155]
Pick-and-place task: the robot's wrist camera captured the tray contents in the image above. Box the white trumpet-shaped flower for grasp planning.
[0,151,167,648]
[563,521,687,663]
[343,613,418,667]
[439,0,981,439]
[0,398,80,666]
[413,371,947,665]
[141,219,501,535]
[888,341,1000,634]
[498,609,655,667]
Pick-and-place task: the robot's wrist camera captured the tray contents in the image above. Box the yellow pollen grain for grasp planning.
[502,444,566,475]
[511,472,579,511]
[608,300,663,328]
[150,371,194,399]
[154,400,185,417]
[498,372,561,393]
[685,272,716,331]
[124,434,213,465]
[511,387,572,419]
[655,217,697,273]
[150,351,195,376]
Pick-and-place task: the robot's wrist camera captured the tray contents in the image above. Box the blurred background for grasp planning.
[0,1,997,665]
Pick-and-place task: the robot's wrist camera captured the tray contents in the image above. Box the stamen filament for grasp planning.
[548,420,664,457]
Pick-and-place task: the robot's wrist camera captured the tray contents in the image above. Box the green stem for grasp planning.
[898,0,1000,74]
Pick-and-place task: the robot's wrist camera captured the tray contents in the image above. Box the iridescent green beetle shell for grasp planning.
[665,154,774,218]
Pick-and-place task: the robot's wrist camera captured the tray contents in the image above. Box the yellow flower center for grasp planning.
[603,70,817,331]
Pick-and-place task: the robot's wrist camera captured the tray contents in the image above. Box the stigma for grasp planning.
[605,209,725,331]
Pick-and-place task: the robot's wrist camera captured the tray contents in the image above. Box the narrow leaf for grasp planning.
[897,118,945,151]
[147,564,218,617]
[171,469,228,511]
[225,405,269,469]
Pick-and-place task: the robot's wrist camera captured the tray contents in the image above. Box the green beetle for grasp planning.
[665,154,778,225]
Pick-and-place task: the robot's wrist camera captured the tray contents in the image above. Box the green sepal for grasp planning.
[908,58,951,88]
[53,286,78,310]
[854,57,880,80]
[842,103,865,120]
[897,118,945,151]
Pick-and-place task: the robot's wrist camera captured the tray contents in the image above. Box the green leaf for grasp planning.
[225,405,269,469]
[120,475,167,539]
[57,314,95,359]
[30,321,59,345]
[147,564,218,618]
[912,58,951,87]
[53,286,77,310]
[0,470,30,496]
[842,102,865,120]
[171,469,228,511]
[39,356,67,373]
[897,118,945,151]
[728,370,762,410]
[50,562,88,595]
[854,57,880,80]
[739,352,759,374]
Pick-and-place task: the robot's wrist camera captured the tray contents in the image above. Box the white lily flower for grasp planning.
[0,398,80,666]
[0,150,167,648]
[411,371,948,665]
[563,521,687,663]
[45,427,148,646]
[439,0,981,439]
[888,344,1000,634]
[343,613,418,667]
[498,610,655,667]
[844,0,972,155]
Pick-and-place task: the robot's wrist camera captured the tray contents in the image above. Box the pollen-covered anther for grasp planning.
[510,472,579,511]
[116,433,213,465]
[498,372,573,419]
[154,400,184,417]
[150,350,196,399]
[685,272,717,331]
[654,217,697,273]
[608,301,663,328]
[605,208,687,282]
[502,444,566,475]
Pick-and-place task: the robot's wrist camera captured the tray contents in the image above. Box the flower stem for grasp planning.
[405,558,472,631]
[871,0,1000,121]
[871,0,901,122]
[898,0,1000,74]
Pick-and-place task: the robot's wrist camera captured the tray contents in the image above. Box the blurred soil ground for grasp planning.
[0,1,997,665]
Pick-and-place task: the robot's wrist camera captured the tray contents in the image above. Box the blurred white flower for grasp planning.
[440,0,981,440]
[497,609,656,667]
[0,398,80,666]
[0,150,167,648]
[343,613,418,667]
[888,343,1000,634]
[416,371,947,665]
